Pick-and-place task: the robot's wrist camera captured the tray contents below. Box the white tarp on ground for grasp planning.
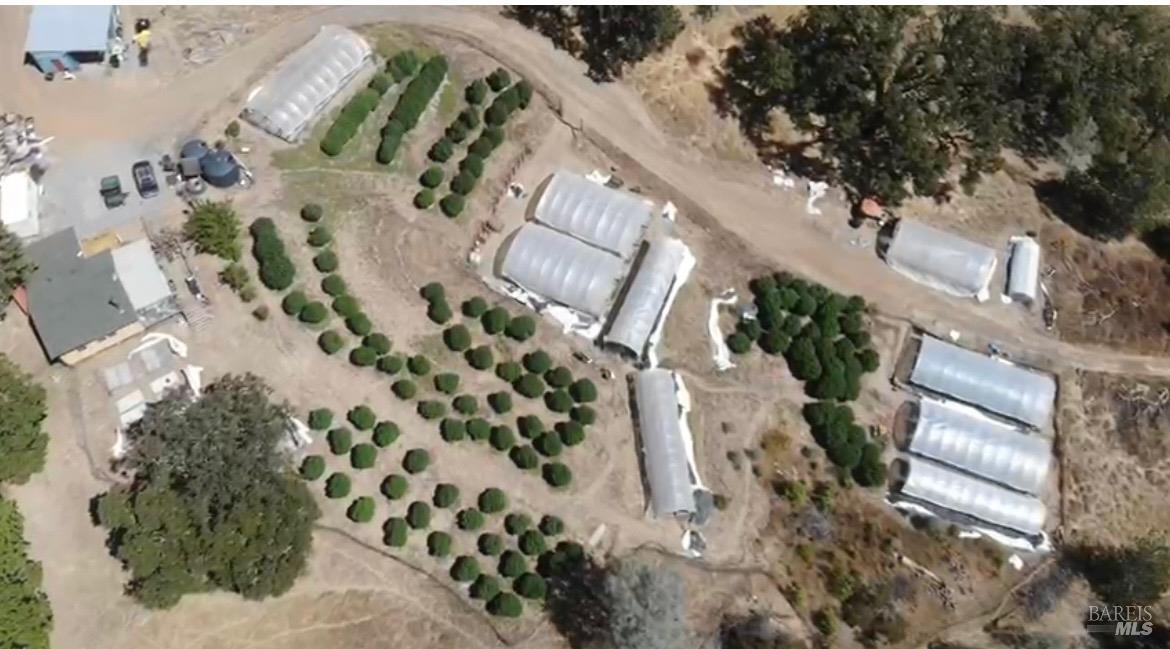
[898,457,1047,537]
[632,369,697,517]
[886,220,997,299]
[908,398,1052,495]
[1007,236,1040,305]
[533,171,653,259]
[498,224,626,319]
[708,289,738,371]
[241,25,373,142]
[889,499,1051,553]
[910,336,1056,428]
[606,238,691,359]
[0,171,40,239]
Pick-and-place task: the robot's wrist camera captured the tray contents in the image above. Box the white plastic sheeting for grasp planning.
[499,224,625,318]
[607,238,690,359]
[533,171,652,259]
[0,172,39,239]
[708,290,738,371]
[632,369,697,517]
[910,336,1056,428]
[899,458,1047,536]
[886,220,997,299]
[241,26,373,142]
[908,399,1052,494]
[1007,236,1040,305]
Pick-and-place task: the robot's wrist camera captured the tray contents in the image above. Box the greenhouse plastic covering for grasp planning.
[632,369,696,517]
[910,336,1056,428]
[606,238,689,357]
[241,26,373,142]
[899,458,1046,536]
[908,399,1051,494]
[1007,236,1040,304]
[886,220,997,298]
[499,224,625,318]
[533,171,653,259]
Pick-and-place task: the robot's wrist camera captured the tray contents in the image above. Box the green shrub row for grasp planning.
[387,49,420,82]
[802,401,887,486]
[320,88,382,156]
[250,218,296,291]
[378,55,449,165]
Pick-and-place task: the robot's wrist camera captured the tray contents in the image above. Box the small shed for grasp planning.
[24,5,120,74]
[1006,236,1040,305]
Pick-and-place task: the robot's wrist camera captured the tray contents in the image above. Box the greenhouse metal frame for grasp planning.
[885,220,998,298]
[899,457,1047,536]
[605,238,689,357]
[631,369,696,517]
[241,25,373,142]
[498,224,626,318]
[533,171,653,260]
[907,398,1051,494]
[910,336,1056,428]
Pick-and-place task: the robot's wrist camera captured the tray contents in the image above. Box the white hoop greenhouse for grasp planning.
[885,220,997,299]
[605,238,689,357]
[632,369,696,517]
[498,224,626,318]
[533,171,653,260]
[899,458,1047,536]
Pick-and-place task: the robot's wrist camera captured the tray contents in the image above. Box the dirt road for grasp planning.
[2,5,1166,377]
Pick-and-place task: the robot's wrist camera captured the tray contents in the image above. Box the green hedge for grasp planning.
[350,346,377,367]
[379,55,448,164]
[364,333,392,355]
[570,379,597,403]
[428,300,453,324]
[428,138,455,163]
[369,72,392,95]
[466,78,488,105]
[320,88,381,156]
[252,224,296,291]
[471,574,500,600]
[299,301,328,324]
[460,154,485,179]
[421,166,445,188]
[322,274,347,297]
[283,290,308,316]
[333,294,360,318]
[377,121,404,164]
[488,591,523,616]
[445,119,469,143]
[373,421,400,447]
[388,49,420,81]
[450,171,478,196]
[313,250,339,272]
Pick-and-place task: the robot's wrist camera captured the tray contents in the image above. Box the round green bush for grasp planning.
[308,226,332,247]
[457,508,485,531]
[450,171,478,196]
[364,333,392,356]
[299,302,328,324]
[488,592,523,617]
[347,496,376,523]
[534,432,563,457]
[429,138,455,163]
[325,472,351,498]
[300,455,326,480]
[481,307,510,335]
[301,203,324,222]
[465,78,488,104]
[510,445,539,470]
[523,350,552,374]
[403,448,430,474]
[313,250,339,272]
[569,379,597,403]
[727,332,753,354]
[542,462,572,488]
[440,417,466,442]
[737,318,764,341]
[460,154,485,178]
[318,330,344,355]
[347,314,373,337]
[467,418,491,441]
[309,408,333,430]
[469,137,495,159]
[489,425,516,452]
[433,483,460,508]
[259,256,295,292]
[444,324,472,352]
[514,373,545,398]
[570,406,596,426]
[348,405,377,430]
[488,391,513,414]
[467,345,494,370]
[414,189,436,209]
[369,71,392,94]
[328,427,353,454]
[517,415,544,439]
[478,488,508,513]
[250,217,276,238]
[460,297,487,319]
[544,389,573,413]
[544,366,573,389]
[420,166,445,188]
[498,550,527,578]
[514,572,547,599]
[373,421,400,447]
[446,119,470,143]
[483,126,505,147]
[408,354,432,376]
[505,315,537,341]
[515,79,534,108]
[428,300,453,324]
[439,194,465,218]
[450,555,480,582]
[407,501,432,529]
[538,515,564,536]
[434,372,461,395]
[321,274,347,297]
[487,68,511,92]
[350,346,377,367]
[858,348,880,373]
[427,531,453,557]
[471,574,500,600]
[383,517,409,547]
[557,421,585,447]
[420,282,445,302]
[496,361,523,383]
[418,400,447,420]
[381,474,409,500]
[379,354,405,375]
[332,295,360,318]
[392,379,418,399]
[478,533,505,556]
[504,513,532,535]
[351,443,377,469]
[444,390,474,414]
[282,290,308,316]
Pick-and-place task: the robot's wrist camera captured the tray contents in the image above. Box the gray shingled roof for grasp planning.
[24,229,136,360]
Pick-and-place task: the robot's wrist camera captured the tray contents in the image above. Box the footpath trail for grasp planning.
[2,5,1167,377]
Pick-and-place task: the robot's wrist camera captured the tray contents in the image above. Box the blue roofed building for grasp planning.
[24,5,120,74]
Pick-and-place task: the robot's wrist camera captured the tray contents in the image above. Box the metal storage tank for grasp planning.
[200,150,240,188]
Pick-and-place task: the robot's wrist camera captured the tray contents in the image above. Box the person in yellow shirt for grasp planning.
[133,29,151,67]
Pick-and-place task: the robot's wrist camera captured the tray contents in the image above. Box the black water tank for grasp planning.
[179,139,210,161]
[200,150,240,188]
